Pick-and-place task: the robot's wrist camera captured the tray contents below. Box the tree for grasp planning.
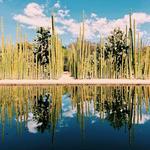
[105,28,129,76]
[34,27,51,65]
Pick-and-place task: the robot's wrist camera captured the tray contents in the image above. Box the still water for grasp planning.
[0,86,150,150]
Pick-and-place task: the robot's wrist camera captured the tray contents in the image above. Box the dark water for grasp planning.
[0,86,150,150]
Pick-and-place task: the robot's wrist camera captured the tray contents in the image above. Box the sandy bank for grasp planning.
[0,79,149,85]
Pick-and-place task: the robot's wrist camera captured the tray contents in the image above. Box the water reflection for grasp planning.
[0,86,150,149]
[32,93,51,133]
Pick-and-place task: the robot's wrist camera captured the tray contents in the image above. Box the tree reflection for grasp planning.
[33,93,52,133]
[104,88,130,129]
[31,87,62,144]
[0,86,149,146]
[70,86,138,145]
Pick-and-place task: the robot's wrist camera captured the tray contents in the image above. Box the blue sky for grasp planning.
[0,0,150,45]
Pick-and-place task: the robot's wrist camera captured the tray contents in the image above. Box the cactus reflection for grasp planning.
[0,86,150,144]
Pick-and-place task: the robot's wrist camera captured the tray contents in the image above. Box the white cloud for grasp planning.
[57,9,70,18]
[13,3,51,28]
[80,12,150,39]
[24,3,45,17]
[54,1,60,9]
[13,14,51,28]
[134,113,150,124]
[62,95,76,118]
[15,112,42,134]
[91,13,97,18]
[27,113,42,134]
[13,2,150,42]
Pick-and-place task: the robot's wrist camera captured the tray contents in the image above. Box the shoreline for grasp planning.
[0,79,149,85]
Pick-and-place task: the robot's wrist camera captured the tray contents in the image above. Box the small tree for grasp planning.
[105,28,129,77]
[34,27,51,65]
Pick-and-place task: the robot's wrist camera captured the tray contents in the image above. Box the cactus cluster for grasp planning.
[69,14,150,79]
[0,15,64,79]
[0,13,150,79]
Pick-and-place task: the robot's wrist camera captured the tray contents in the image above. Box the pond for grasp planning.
[0,86,150,150]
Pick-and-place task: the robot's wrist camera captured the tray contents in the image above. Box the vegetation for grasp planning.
[34,27,51,66]
[0,14,150,79]
[0,15,64,79]
[69,14,150,79]
[105,28,129,78]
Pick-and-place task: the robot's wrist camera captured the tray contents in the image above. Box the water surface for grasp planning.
[0,86,150,150]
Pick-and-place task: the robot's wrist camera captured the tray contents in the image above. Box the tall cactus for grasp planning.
[133,19,137,78]
[137,33,141,78]
[128,13,134,78]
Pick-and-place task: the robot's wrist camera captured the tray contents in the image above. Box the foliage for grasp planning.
[105,28,129,74]
[34,27,51,65]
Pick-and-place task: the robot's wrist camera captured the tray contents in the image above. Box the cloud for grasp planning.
[54,11,150,40]
[91,13,97,18]
[24,3,45,17]
[13,14,50,29]
[80,12,150,39]
[57,9,70,18]
[62,95,76,118]
[13,2,65,34]
[134,113,150,124]
[15,112,43,134]
[13,2,150,43]
[13,3,50,28]
[54,1,60,9]
[26,113,43,134]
